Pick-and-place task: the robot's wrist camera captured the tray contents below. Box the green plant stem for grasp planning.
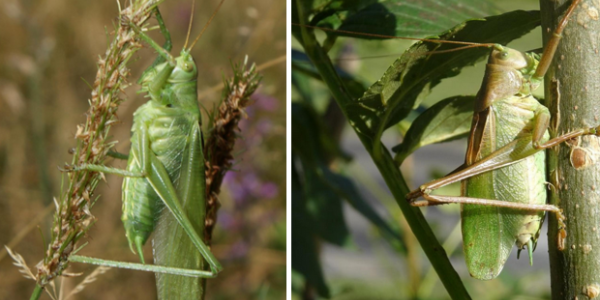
[542,0,600,298]
[30,285,42,300]
[294,1,470,299]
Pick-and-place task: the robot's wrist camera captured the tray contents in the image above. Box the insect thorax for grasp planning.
[490,48,542,96]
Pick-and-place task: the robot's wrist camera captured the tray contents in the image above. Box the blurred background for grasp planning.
[292,0,558,299]
[0,0,285,299]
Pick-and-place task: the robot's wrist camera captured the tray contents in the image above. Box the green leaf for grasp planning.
[292,103,403,248]
[292,49,367,99]
[356,10,540,136]
[292,163,331,298]
[321,168,404,251]
[291,65,313,104]
[323,0,501,39]
[305,168,350,246]
[291,102,333,168]
[292,103,351,246]
[393,96,475,164]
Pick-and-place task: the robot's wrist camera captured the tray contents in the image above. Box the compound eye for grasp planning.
[499,51,509,60]
[182,62,193,72]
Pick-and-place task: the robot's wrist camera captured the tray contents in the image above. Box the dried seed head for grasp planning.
[203,59,261,244]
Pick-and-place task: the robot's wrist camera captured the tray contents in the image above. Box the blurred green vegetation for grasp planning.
[0,0,285,299]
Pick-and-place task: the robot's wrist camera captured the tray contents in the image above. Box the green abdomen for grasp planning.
[121,104,193,255]
[462,96,548,280]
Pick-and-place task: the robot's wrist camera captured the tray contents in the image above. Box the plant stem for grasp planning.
[294,0,470,299]
[542,0,600,298]
[30,285,42,300]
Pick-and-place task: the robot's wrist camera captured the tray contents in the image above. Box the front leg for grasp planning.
[138,7,173,83]
[61,164,144,178]
[126,15,175,66]
[148,7,173,67]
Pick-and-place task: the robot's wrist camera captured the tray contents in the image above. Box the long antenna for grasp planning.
[293,23,497,48]
[183,0,196,49]
[187,0,226,51]
[533,0,581,79]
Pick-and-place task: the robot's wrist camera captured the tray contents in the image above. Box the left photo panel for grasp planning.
[0,0,286,299]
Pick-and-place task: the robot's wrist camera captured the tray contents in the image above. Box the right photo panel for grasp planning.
[291,0,600,299]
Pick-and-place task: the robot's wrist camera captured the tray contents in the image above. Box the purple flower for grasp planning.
[229,240,249,258]
[256,119,273,135]
[253,92,279,112]
[217,210,237,230]
[257,182,278,199]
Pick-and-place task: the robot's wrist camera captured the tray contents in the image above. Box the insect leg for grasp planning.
[127,18,175,65]
[533,0,582,80]
[69,124,221,277]
[150,7,172,64]
[68,255,215,277]
[61,164,144,177]
[138,7,173,83]
[153,122,210,292]
[60,126,151,177]
[408,126,600,202]
[530,105,599,149]
[414,194,560,213]
[107,150,129,160]
[412,193,566,228]
[535,128,599,149]
[138,124,223,275]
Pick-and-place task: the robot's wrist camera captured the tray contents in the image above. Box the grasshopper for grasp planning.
[64,0,226,296]
[404,0,600,280]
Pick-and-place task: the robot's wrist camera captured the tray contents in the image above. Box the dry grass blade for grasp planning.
[197,54,285,101]
[204,57,262,244]
[34,0,162,288]
[4,246,59,300]
[64,266,111,300]
[5,246,36,280]
[0,203,54,264]
[47,281,57,300]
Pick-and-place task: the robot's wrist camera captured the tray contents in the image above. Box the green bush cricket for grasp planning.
[64,0,227,291]
[404,0,600,280]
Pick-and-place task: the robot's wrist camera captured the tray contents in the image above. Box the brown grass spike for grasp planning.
[203,57,261,244]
